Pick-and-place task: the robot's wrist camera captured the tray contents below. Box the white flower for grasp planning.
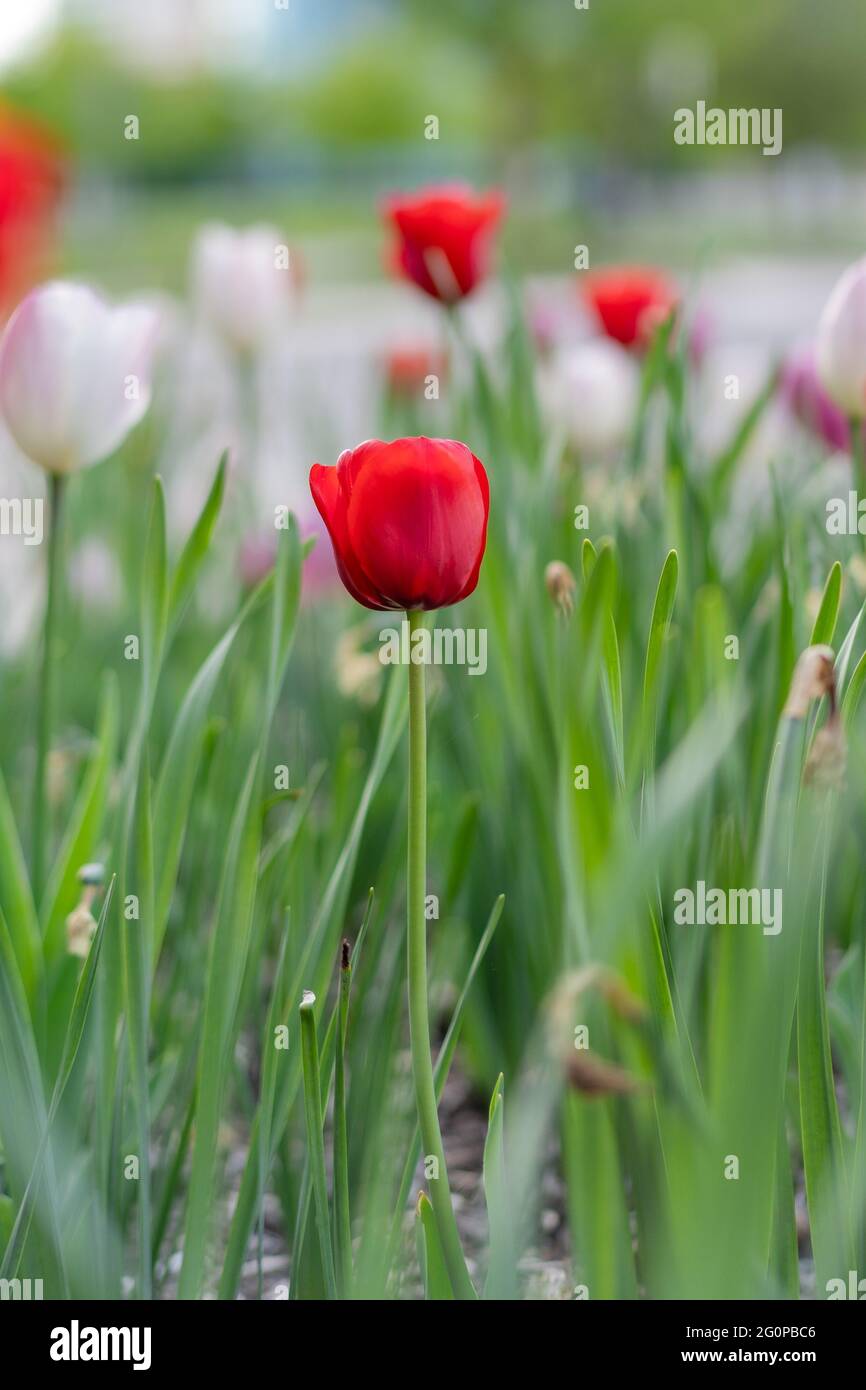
[192,223,292,352]
[542,339,638,453]
[0,281,159,474]
[816,257,866,419]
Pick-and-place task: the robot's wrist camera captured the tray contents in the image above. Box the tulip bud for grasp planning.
[816,257,866,419]
[545,560,576,617]
[0,281,158,475]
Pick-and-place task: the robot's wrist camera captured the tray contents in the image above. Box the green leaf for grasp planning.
[333,943,353,1298]
[709,366,779,504]
[842,648,866,725]
[797,812,853,1286]
[266,516,303,722]
[641,548,679,771]
[0,765,41,1005]
[140,475,168,707]
[299,990,337,1299]
[176,757,262,1299]
[582,538,624,785]
[643,549,679,715]
[41,673,118,961]
[809,561,842,647]
[152,581,270,959]
[416,1192,454,1300]
[55,876,116,1100]
[123,756,153,1298]
[482,1074,511,1299]
[167,450,227,635]
[385,894,505,1274]
[178,529,304,1299]
[0,879,114,1288]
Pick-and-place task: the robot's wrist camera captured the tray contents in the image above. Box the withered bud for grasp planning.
[66,904,97,958]
[545,560,577,617]
[547,964,646,1041]
[566,1051,644,1098]
[783,645,836,720]
[804,717,847,790]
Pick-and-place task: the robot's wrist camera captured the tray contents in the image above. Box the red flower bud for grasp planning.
[582,266,678,349]
[310,437,489,612]
[383,185,505,304]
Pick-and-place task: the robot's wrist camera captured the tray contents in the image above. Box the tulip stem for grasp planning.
[33,472,64,903]
[406,608,476,1300]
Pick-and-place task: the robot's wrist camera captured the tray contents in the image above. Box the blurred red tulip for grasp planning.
[310,437,489,611]
[383,185,505,304]
[0,103,64,313]
[582,266,678,349]
[385,344,449,395]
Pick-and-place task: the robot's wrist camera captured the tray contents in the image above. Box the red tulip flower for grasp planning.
[310,437,489,611]
[582,266,678,349]
[0,103,64,313]
[312,436,489,1299]
[383,185,505,304]
[385,344,449,396]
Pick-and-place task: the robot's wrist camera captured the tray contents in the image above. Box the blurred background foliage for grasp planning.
[0,0,863,293]
[7,1,866,173]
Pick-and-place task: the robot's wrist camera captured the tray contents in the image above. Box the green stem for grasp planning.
[406,608,475,1299]
[33,472,65,903]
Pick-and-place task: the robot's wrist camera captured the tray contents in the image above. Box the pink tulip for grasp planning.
[816,257,866,420]
[782,347,854,453]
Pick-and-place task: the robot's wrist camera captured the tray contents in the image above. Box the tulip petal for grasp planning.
[309,461,390,610]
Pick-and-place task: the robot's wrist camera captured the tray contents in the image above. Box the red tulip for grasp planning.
[310,437,489,611]
[385,344,449,395]
[0,103,64,312]
[383,185,505,304]
[582,266,678,349]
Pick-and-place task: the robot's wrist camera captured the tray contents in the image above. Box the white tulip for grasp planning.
[192,223,291,352]
[543,339,638,453]
[816,257,866,419]
[0,281,159,474]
